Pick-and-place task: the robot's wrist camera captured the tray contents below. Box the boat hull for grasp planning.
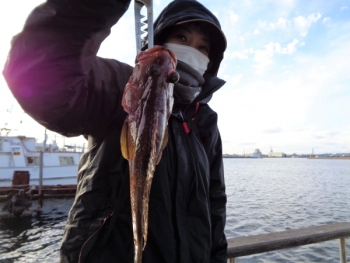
[0,165,79,187]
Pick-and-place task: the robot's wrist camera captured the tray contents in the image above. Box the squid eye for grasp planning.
[146,65,158,76]
[167,71,180,83]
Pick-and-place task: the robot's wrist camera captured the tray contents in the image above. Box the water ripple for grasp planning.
[225,158,350,262]
[0,198,73,263]
[0,159,349,262]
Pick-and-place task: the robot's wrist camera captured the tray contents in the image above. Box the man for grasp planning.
[3,0,227,262]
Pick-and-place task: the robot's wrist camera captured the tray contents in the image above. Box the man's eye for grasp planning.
[200,46,208,52]
[199,45,209,55]
[175,34,187,42]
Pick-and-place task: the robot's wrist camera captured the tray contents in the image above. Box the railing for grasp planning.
[227,222,350,263]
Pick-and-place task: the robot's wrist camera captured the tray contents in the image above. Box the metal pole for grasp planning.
[38,150,43,209]
[39,129,46,193]
[38,129,46,209]
[228,258,235,263]
[39,154,43,195]
[339,238,347,263]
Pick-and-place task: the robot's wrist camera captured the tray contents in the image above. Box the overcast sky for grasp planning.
[1,0,349,155]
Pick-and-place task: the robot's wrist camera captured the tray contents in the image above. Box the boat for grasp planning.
[248,149,262,158]
[0,135,83,189]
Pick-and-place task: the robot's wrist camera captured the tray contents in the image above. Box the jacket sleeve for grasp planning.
[196,104,228,263]
[2,0,133,137]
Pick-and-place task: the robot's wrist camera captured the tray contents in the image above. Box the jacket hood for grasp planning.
[142,0,227,77]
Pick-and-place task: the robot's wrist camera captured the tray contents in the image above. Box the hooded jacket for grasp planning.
[3,0,227,262]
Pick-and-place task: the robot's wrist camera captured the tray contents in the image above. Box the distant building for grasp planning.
[336,153,350,157]
[268,148,286,158]
[268,152,287,158]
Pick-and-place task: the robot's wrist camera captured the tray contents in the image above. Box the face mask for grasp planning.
[164,43,210,75]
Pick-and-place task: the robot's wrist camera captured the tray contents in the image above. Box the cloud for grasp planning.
[212,1,350,155]
[275,39,299,54]
[279,0,295,7]
[323,17,330,23]
[314,131,340,139]
[229,11,239,24]
[253,39,300,74]
[258,20,267,28]
[293,13,322,36]
[279,0,294,6]
[263,128,283,134]
[227,74,243,86]
[265,0,295,8]
[257,13,321,36]
[253,43,275,74]
[238,142,257,146]
[340,6,348,11]
[228,48,254,59]
[269,18,289,30]
[314,135,326,139]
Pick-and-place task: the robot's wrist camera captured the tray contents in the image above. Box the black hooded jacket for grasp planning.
[3,0,227,262]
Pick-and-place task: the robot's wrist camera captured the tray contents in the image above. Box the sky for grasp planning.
[0,0,349,155]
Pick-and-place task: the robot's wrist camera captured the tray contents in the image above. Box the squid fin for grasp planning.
[161,128,169,151]
[156,129,168,164]
[121,120,136,160]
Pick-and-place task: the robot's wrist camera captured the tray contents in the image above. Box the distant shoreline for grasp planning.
[307,157,350,160]
[223,156,350,160]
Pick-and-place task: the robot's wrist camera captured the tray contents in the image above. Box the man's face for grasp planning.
[165,23,211,57]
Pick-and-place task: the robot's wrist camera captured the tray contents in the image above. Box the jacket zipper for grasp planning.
[78,213,114,263]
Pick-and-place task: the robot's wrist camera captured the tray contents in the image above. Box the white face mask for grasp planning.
[164,43,210,75]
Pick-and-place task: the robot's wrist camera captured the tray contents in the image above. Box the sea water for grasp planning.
[225,158,350,262]
[0,158,349,262]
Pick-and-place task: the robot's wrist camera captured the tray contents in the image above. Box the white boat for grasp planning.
[0,135,83,187]
[248,149,262,158]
